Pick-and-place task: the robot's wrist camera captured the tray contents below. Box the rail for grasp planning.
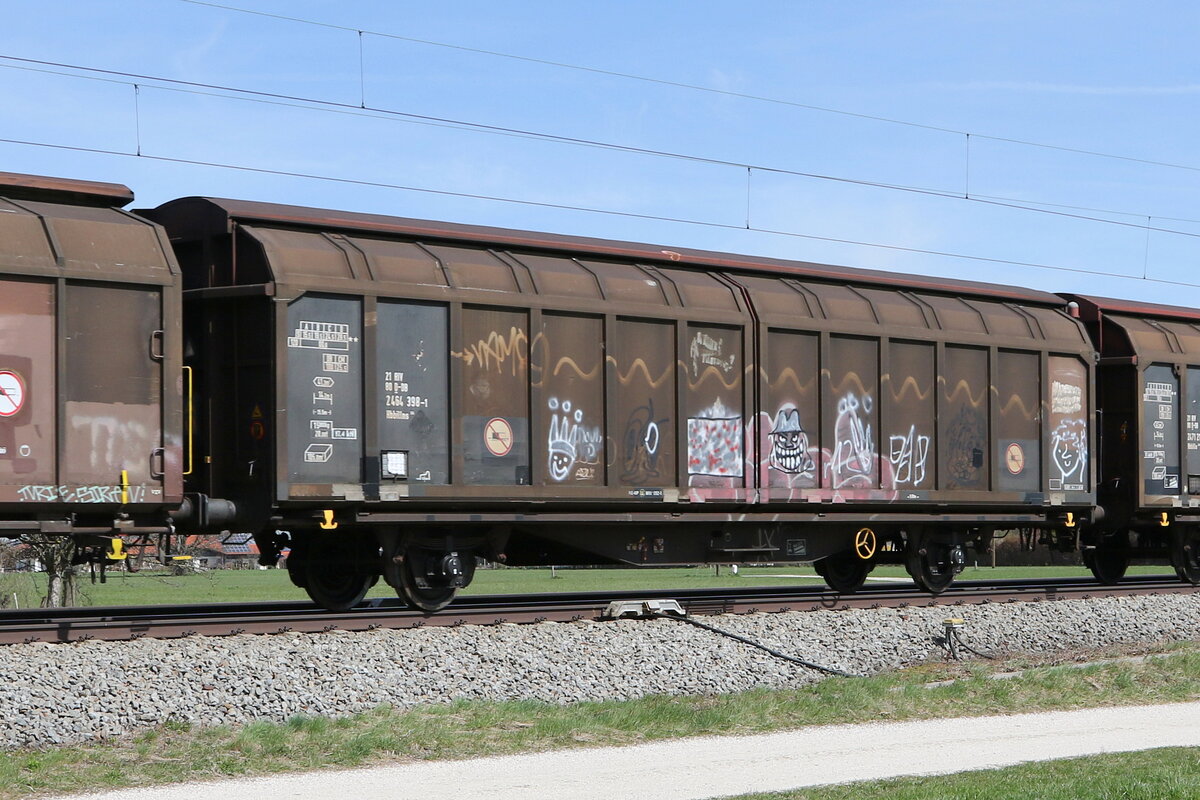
[0,575,1193,645]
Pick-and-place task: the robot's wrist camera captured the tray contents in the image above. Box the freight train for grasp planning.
[0,171,1196,611]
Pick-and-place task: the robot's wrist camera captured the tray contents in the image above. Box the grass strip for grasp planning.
[0,642,1197,798]
[729,746,1200,799]
[0,564,1171,609]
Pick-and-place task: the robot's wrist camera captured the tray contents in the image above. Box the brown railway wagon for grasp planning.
[1068,295,1200,583]
[0,174,183,557]
[144,195,1097,610]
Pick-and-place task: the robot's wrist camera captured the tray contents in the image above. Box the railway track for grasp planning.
[0,575,1194,645]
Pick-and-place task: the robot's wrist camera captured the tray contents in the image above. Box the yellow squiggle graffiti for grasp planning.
[887,374,932,403]
[829,371,871,398]
[688,363,741,391]
[552,357,601,380]
[943,378,986,407]
[610,356,673,389]
[998,393,1038,419]
[770,367,817,395]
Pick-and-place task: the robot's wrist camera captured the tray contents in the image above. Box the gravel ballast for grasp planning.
[2,593,1198,749]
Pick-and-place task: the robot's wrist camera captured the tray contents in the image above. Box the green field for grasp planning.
[0,563,1175,609]
[731,747,1200,800]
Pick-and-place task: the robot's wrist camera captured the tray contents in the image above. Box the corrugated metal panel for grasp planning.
[285,295,363,485]
[62,285,164,488]
[0,280,55,488]
[425,245,520,293]
[804,284,878,325]
[19,201,167,273]
[536,314,604,485]
[685,322,745,488]
[884,340,935,489]
[1106,315,1200,358]
[510,253,603,300]
[377,300,449,485]
[923,295,988,334]
[735,275,1087,349]
[613,319,676,487]
[734,275,821,321]
[581,260,669,307]
[860,288,928,328]
[660,268,741,313]
[0,201,175,282]
[352,237,448,287]
[242,227,353,280]
[0,200,58,271]
[459,307,530,485]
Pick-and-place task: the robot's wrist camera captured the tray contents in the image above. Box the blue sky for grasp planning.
[4,1,1200,305]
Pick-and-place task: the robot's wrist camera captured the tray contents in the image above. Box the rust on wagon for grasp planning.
[147,196,1067,305]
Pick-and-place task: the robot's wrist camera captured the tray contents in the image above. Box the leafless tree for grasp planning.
[16,535,79,607]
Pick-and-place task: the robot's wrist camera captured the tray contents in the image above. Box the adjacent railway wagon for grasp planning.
[0,174,183,564]
[2,170,1192,612]
[1069,296,1200,584]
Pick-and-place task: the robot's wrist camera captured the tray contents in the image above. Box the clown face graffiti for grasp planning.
[768,407,814,475]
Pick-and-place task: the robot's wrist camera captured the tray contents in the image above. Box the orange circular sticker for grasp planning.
[250,420,266,440]
[0,370,26,418]
[484,417,513,457]
[1005,442,1025,475]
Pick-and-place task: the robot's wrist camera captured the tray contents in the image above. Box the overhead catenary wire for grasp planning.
[9,132,1200,292]
[3,55,1200,245]
[177,0,1200,177]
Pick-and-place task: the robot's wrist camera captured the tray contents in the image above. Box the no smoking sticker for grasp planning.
[0,371,25,418]
[484,417,514,457]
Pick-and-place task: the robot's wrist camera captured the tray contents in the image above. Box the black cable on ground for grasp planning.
[649,612,857,678]
[941,621,996,661]
[951,627,996,660]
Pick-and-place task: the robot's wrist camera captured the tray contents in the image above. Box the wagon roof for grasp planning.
[0,172,134,208]
[150,195,1069,306]
[0,172,176,282]
[1066,294,1200,324]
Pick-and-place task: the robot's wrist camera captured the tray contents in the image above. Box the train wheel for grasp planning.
[285,549,308,589]
[395,548,474,612]
[905,531,960,595]
[1171,528,1200,585]
[304,558,377,612]
[1082,547,1128,584]
[814,551,872,593]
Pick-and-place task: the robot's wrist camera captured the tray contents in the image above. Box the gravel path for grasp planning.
[1,593,1198,748]
[48,702,1200,800]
